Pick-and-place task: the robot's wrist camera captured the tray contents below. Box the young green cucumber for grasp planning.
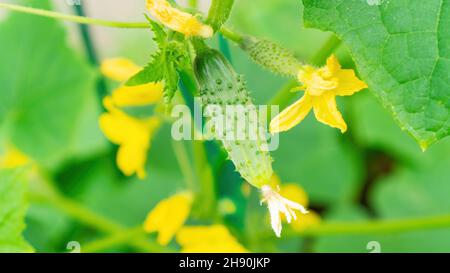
[194,48,273,189]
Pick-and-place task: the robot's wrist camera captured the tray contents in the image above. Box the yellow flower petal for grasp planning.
[279,183,309,207]
[101,58,141,82]
[0,146,29,169]
[333,69,368,96]
[176,225,248,253]
[146,0,213,38]
[298,66,338,96]
[312,94,347,133]
[112,82,164,107]
[117,142,149,179]
[144,192,193,246]
[270,94,312,134]
[277,55,366,133]
[99,101,161,178]
[325,54,341,75]
[99,112,129,145]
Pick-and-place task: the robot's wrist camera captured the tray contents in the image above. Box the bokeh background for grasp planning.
[1,0,450,253]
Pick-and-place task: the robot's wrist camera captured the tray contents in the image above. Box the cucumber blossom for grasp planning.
[194,48,273,189]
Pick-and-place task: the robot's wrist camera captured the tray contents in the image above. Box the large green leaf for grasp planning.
[302,0,450,149]
[316,156,450,252]
[368,156,450,252]
[0,168,33,252]
[0,0,97,165]
[349,92,450,167]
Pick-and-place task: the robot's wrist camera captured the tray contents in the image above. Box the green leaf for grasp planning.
[126,20,188,104]
[349,92,450,167]
[126,51,165,86]
[0,168,34,252]
[0,0,96,166]
[302,0,450,149]
[146,15,168,47]
[25,204,72,253]
[207,0,235,32]
[367,156,450,252]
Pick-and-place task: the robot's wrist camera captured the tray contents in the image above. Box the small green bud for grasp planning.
[240,36,302,78]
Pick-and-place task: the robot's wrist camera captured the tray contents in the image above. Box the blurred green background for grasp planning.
[1,0,450,253]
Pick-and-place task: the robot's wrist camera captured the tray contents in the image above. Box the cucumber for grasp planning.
[194,48,273,189]
[240,36,302,78]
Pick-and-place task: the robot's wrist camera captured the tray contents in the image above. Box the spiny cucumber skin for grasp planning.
[194,49,273,188]
[241,36,302,78]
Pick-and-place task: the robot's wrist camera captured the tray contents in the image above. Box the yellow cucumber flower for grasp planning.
[176,225,248,253]
[110,82,164,107]
[101,58,164,107]
[0,146,30,169]
[270,55,367,133]
[99,58,164,179]
[101,58,142,82]
[146,0,213,38]
[143,192,193,246]
[100,98,161,179]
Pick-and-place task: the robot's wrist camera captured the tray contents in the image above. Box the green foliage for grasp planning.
[0,169,33,252]
[315,154,450,252]
[126,18,190,105]
[0,0,98,166]
[207,0,235,32]
[1,0,450,254]
[272,116,364,205]
[370,156,450,252]
[230,0,329,60]
[302,0,450,149]
[349,92,450,167]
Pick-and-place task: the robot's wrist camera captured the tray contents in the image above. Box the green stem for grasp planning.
[72,4,108,104]
[30,191,160,252]
[0,2,244,45]
[82,227,144,252]
[178,71,218,220]
[82,226,171,253]
[0,3,148,28]
[172,140,196,191]
[218,34,233,62]
[267,80,298,109]
[285,214,450,237]
[219,26,243,44]
[207,0,235,32]
[29,175,162,252]
[188,0,198,9]
[310,35,342,65]
[192,141,218,219]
